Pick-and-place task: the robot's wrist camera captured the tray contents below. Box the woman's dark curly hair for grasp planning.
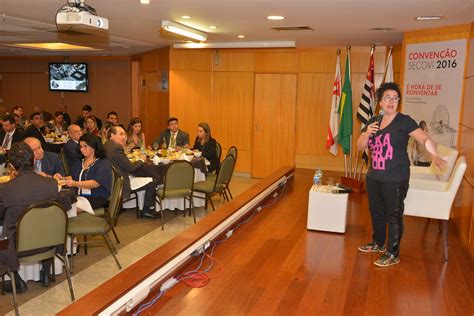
[376,82,401,103]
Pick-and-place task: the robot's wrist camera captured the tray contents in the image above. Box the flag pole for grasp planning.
[355,44,376,179]
[347,45,352,177]
[381,46,393,83]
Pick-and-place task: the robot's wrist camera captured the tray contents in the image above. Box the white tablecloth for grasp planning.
[123,168,206,211]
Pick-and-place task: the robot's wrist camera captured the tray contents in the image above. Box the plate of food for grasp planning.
[0,175,11,183]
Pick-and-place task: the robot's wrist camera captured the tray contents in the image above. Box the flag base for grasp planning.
[341,176,365,193]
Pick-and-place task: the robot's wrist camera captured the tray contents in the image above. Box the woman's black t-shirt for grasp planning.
[364,113,418,182]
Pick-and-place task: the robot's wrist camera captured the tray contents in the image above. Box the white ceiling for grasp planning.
[1,0,473,56]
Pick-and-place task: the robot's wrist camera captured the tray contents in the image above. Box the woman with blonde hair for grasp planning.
[84,116,100,136]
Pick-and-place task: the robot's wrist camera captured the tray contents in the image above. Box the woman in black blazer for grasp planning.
[193,122,219,173]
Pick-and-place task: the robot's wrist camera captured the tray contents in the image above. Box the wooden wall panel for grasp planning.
[169,70,212,141]
[254,52,298,73]
[143,72,169,145]
[213,51,255,72]
[0,58,131,124]
[252,74,296,178]
[2,73,33,111]
[211,72,254,172]
[295,73,334,156]
[170,50,212,71]
[142,46,170,73]
[298,50,338,73]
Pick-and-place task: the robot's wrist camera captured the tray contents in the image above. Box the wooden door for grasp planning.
[252,74,296,178]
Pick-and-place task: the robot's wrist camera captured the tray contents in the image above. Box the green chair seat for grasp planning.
[68,214,109,235]
[157,188,192,199]
[194,180,223,193]
[92,207,106,217]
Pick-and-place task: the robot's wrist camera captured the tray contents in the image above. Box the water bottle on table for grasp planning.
[313,168,323,191]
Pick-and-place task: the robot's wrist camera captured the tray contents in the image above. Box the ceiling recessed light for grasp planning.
[237,35,245,38]
[415,16,443,21]
[267,15,285,20]
[209,25,217,29]
[181,15,191,19]
[140,0,150,4]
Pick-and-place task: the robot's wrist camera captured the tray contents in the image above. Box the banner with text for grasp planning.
[403,39,467,147]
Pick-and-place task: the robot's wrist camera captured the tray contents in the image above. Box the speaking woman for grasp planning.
[356,82,445,267]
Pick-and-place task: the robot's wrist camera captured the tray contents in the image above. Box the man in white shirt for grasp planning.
[154,117,190,149]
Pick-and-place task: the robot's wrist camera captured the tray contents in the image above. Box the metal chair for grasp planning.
[194,155,235,210]
[0,254,19,315]
[216,141,222,162]
[60,148,70,176]
[87,166,121,244]
[67,172,124,272]
[156,161,195,230]
[16,200,75,302]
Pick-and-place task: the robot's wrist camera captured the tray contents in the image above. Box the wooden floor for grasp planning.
[140,168,474,315]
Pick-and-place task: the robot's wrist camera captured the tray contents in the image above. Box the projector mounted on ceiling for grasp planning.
[56,0,109,34]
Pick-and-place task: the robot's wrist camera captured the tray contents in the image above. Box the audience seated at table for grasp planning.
[25,112,50,151]
[24,137,64,178]
[0,114,25,151]
[154,117,189,149]
[33,105,52,123]
[63,124,83,176]
[56,104,71,127]
[84,116,100,137]
[0,142,73,292]
[193,122,220,173]
[0,114,25,164]
[126,117,146,150]
[11,106,27,130]
[51,111,67,135]
[75,104,103,130]
[104,126,158,218]
[65,133,112,209]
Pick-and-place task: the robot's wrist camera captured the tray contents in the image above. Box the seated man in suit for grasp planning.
[24,137,64,178]
[63,124,83,175]
[154,117,190,149]
[11,106,27,130]
[25,111,50,151]
[75,104,103,130]
[104,126,158,218]
[0,114,25,163]
[0,142,72,292]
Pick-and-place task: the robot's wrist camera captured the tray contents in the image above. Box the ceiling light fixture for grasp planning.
[237,35,245,38]
[415,15,442,20]
[181,15,192,19]
[174,41,296,49]
[267,15,285,20]
[161,20,207,42]
[140,0,150,4]
[209,25,217,29]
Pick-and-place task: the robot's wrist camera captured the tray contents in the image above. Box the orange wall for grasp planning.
[159,46,394,174]
[0,56,132,125]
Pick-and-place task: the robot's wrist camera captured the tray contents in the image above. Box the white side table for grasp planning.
[307,189,349,233]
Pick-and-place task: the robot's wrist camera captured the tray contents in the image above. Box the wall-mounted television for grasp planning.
[49,63,88,92]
